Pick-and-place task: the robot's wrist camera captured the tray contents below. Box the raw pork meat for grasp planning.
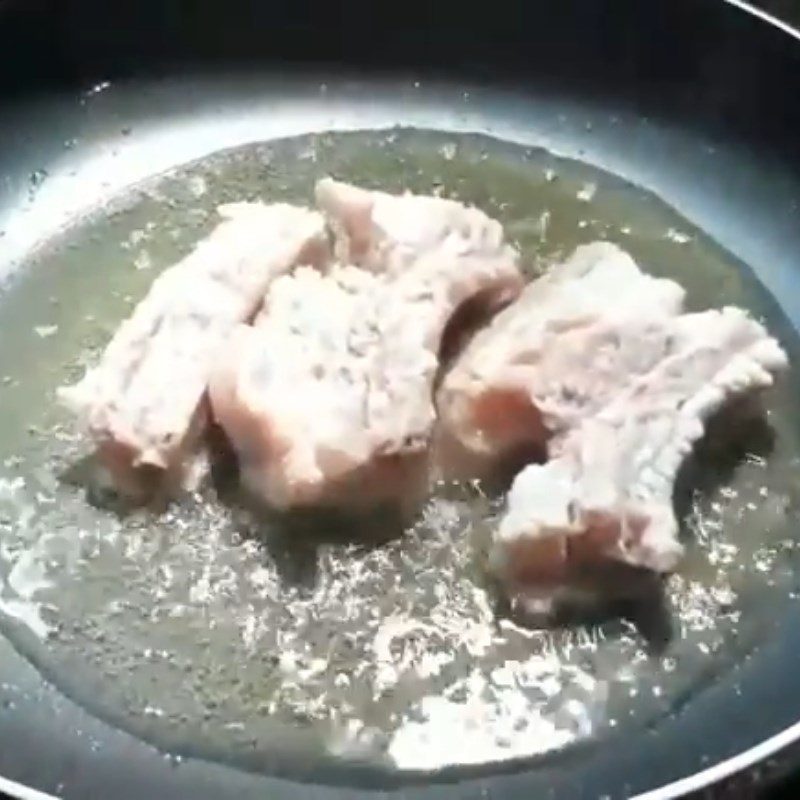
[60,203,329,500]
[210,180,522,510]
[493,308,787,595]
[316,177,515,285]
[437,242,686,464]
[437,242,787,597]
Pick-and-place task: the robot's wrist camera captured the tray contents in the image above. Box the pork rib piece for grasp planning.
[437,242,687,464]
[437,241,787,596]
[316,177,516,283]
[59,203,329,500]
[491,307,787,596]
[210,180,523,510]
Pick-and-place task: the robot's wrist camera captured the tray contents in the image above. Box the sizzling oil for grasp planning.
[0,129,799,774]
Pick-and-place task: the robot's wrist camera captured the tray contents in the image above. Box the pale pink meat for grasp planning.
[436,242,686,465]
[315,177,517,284]
[59,202,329,500]
[437,242,787,596]
[210,179,522,510]
[493,308,787,596]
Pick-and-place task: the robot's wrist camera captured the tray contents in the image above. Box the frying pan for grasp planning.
[1,0,800,797]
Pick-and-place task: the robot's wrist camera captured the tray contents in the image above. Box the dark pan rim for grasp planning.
[632,717,800,799]
[619,6,800,794]
[637,7,800,793]
[2,716,800,800]
[0,776,56,800]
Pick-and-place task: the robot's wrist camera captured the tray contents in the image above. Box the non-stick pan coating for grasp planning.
[1,1,800,798]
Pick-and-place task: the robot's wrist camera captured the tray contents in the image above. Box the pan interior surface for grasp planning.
[1,118,800,786]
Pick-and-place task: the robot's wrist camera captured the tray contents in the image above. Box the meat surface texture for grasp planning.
[59,203,329,500]
[436,242,687,463]
[210,179,523,510]
[492,308,787,597]
[315,178,516,284]
[437,243,787,595]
